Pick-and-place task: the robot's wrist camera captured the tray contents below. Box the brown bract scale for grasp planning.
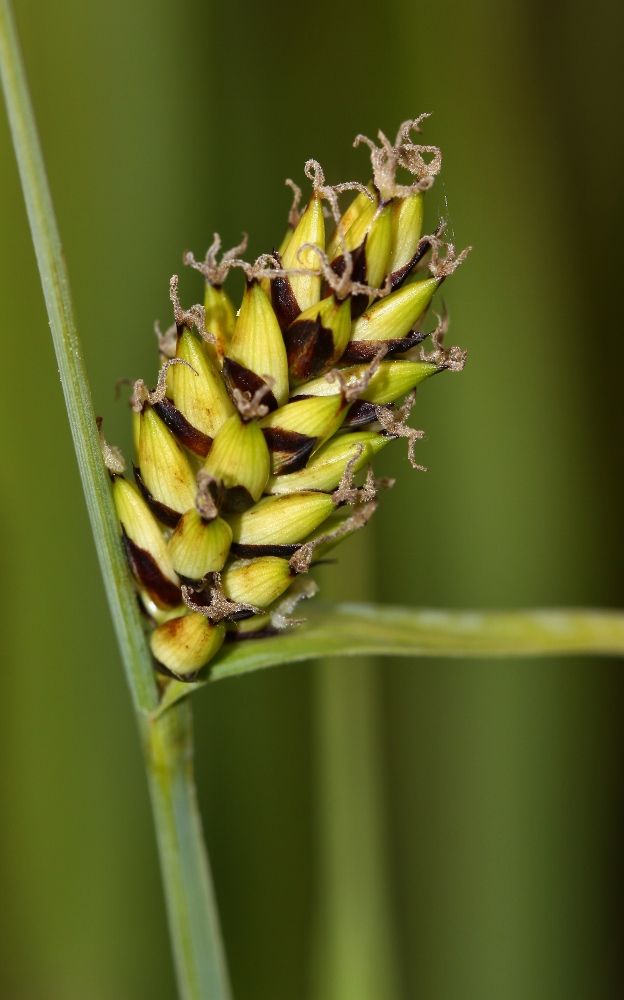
[152,396,213,457]
[111,116,469,685]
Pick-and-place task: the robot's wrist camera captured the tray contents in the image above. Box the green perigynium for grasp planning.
[107,115,470,684]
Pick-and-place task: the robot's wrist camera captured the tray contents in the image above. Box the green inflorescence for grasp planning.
[108,116,470,684]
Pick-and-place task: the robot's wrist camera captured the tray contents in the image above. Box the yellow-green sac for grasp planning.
[203,282,236,368]
[329,190,379,261]
[341,276,441,363]
[298,359,440,404]
[224,281,289,408]
[259,395,348,475]
[265,431,388,495]
[284,294,352,385]
[221,556,294,608]
[170,328,234,440]
[326,185,375,261]
[150,613,226,678]
[276,193,325,320]
[113,477,181,609]
[387,192,425,286]
[300,505,369,563]
[329,195,392,311]
[227,492,336,550]
[203,412,270,512]
[168,510,232,582]
[137,589,186,627]
[359,201,393,290]
[137,407,197,523]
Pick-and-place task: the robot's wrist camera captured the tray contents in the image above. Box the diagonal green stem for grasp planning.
[0,4,231,998]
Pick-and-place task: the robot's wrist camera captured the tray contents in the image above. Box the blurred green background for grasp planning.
[1,0,623,997]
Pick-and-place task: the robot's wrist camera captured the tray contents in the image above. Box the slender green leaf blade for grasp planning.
[154,603,624,714]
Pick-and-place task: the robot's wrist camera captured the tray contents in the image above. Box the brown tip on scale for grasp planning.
[152,397,212,457]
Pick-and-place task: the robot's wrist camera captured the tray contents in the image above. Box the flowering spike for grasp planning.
[113,116,468,654]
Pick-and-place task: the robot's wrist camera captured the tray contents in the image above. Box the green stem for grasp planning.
[310,659,400,1000]
[0,4,231,998]
[146,703,231,1000]
[309,540,400,1000]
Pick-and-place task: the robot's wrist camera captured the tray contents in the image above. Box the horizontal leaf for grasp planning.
[154,603,624,715]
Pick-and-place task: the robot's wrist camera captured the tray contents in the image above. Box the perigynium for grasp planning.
[107,115,471,683]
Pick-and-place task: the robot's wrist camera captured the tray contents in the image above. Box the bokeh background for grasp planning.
[1,1,623,998]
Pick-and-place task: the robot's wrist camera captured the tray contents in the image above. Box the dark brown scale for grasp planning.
[221,485,256,514]
[271,265,301,331]
[230,541,302,559]
[152,397,212,458]
[262,426,316,474]
[134,465,181,529]
[388,237,432,291]
[122,529,182,607]
[330,240,368,317]
[226,627,280,641]
[343,400,387,427]
[223,357,279,414]
[341,330,428,364]
[224,607,258,622]
[387,223,442,292]
[284,315,335,382]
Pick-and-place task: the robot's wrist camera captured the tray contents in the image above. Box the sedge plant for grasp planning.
[3,2,624,997]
